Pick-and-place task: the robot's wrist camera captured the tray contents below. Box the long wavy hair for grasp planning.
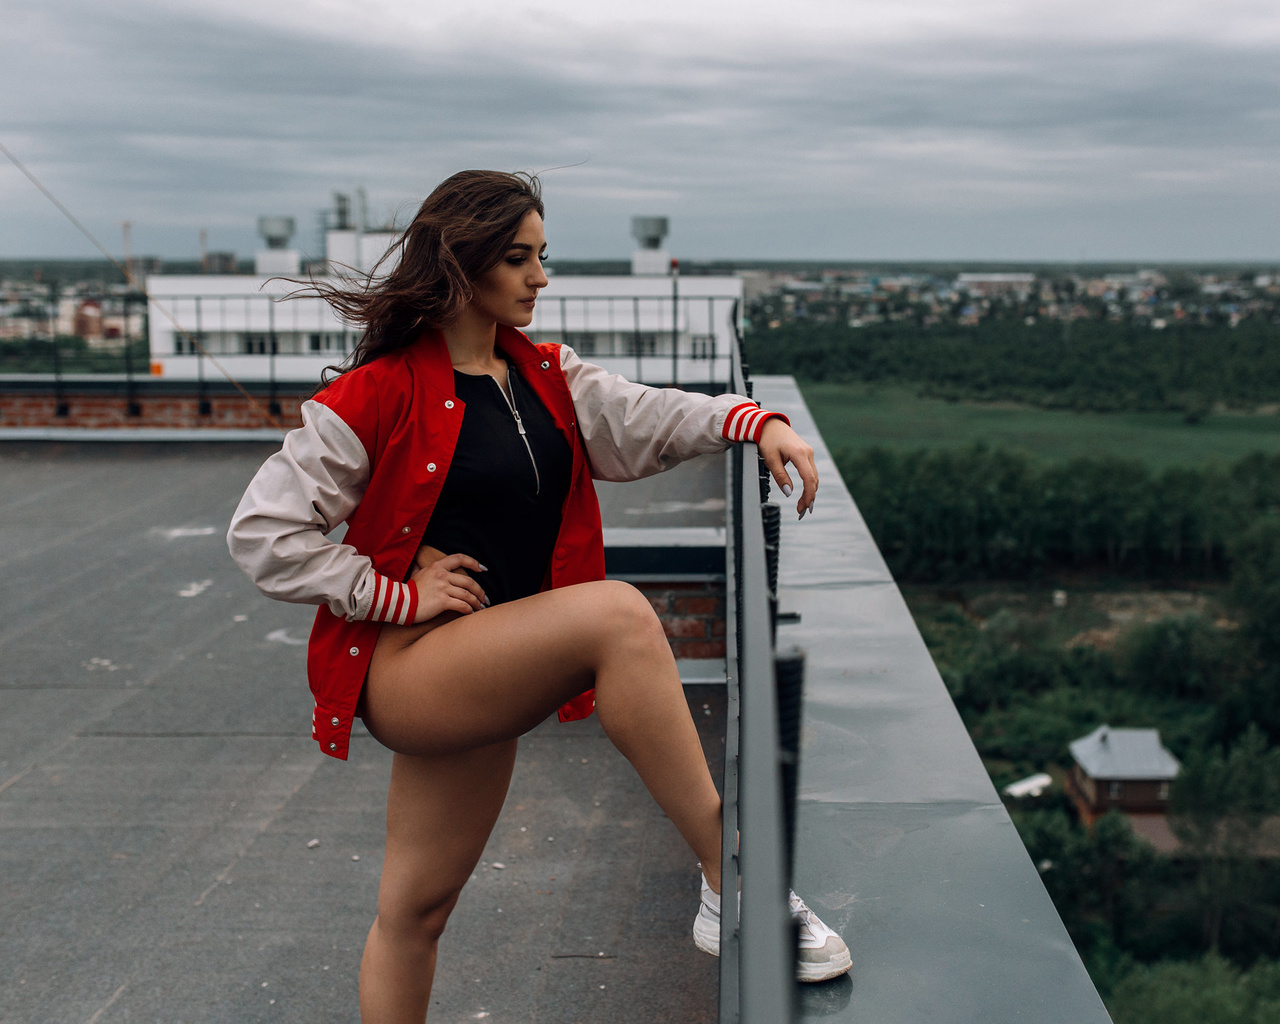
[311,170,544,385]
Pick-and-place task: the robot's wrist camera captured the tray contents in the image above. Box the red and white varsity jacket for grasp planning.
[227,326,785,759]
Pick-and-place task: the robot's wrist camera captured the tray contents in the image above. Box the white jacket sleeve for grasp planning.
[226,400,418,625]
[559,345,783,482]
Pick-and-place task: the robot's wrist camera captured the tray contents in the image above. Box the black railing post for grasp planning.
[761,501,781,644]
[49,291,68,417]
[671,262,680,386]
[196,295,211,416]
[708,295,717,367]
[268,297,281,418]
[774,647,806,885]
[123,292,141,417]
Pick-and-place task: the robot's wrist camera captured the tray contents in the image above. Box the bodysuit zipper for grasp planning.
[495,376,540,495]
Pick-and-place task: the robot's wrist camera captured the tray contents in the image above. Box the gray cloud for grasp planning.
[2,0,1278,260]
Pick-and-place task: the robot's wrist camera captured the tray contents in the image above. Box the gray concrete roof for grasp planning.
[1,378,1114,1024]
[1070,725,1181,781]
[0,441,720,1023]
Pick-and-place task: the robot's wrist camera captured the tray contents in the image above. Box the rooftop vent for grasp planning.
[257,216,296,251]
[631,217,672,276]
[631,216,669,251]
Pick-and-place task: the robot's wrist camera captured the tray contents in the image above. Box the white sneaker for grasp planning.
[692,873,724,957]
[692,873,853,983]
[788,890,853,982]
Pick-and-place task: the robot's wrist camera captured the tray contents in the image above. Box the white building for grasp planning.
[147,215,742,388]
[954,272,1037,299]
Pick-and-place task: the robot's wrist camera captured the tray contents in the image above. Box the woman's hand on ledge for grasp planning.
[758,418,818,519]
[408,547,489,622]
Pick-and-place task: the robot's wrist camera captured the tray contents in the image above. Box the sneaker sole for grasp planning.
[694,927,852,983]
[796,947,853,983]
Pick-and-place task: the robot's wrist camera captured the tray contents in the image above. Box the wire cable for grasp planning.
[0,139,287,433]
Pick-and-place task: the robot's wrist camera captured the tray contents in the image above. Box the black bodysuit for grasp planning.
[421,362,573,606]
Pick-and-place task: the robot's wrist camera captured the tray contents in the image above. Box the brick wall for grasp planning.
[0,391,305,430]
[635,580,727,660]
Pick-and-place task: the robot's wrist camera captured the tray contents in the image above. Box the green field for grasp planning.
[800,382,1280,469]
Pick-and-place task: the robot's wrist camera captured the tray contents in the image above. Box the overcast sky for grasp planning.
[2,0,1279,261]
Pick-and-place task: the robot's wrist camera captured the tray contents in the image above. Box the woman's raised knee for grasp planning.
[583,580,670,664]
[590,580,662,635]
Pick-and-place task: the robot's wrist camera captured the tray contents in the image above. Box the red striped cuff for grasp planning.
[722,403,790,444]
[365,575,419,625]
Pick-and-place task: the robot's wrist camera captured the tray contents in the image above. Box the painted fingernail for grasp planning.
[483,596,491,607]
[782,483,793,497]
[478,564,490,573]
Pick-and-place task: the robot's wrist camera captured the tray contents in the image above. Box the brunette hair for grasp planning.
[311,170,544,384]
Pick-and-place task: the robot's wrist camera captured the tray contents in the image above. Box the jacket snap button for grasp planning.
[329,742,337,751]
[402,526,410,533]
[445,400,454,409]
[349,646,359,656]
[331,716,340,727]
[541,360,550,370]
[427,462,437,472]
[555,546,567,559]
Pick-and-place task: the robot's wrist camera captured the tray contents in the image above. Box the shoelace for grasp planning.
[706,888,817,934]
[788,892,819,935]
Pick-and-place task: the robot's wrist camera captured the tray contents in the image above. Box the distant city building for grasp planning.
[202,251,239,275]
[954,272,1036,299]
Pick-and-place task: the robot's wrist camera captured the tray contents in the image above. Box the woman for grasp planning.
[228,170,849,1022]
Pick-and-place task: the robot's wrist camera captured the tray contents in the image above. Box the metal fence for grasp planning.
[141,290,740,389]
[719,325,805,1022]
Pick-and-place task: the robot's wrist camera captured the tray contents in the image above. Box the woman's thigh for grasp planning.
[363,579,666,757]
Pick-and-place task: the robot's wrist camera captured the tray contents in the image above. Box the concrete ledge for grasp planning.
[752,375,1113,1024]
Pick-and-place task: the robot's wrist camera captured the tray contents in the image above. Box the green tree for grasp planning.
[1106,955,1271,1024]
[1230,518,1280,658]
[1014,809,1155,962]
[1169,727,1280,951]
[1117,615,1233,701]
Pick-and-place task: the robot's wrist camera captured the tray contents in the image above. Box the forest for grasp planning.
[746,318,1280,416]
[749,319,1280,1022]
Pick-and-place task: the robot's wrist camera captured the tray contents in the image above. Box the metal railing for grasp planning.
[138,290,739,389]
[720,323,805,1023]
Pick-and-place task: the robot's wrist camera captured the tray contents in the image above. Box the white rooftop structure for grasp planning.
[1003,773,1053,799]
[1069,725,1180,781]
[146,213,740,388]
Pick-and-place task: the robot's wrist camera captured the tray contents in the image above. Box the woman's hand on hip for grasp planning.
[758,417,819,519]
[408,548,489,622]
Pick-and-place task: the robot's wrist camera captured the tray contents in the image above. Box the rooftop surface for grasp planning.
[0,442,726,1023]
[0,376,1112,1023]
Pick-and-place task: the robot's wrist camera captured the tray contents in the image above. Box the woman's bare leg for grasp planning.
[358,580,723,1022]
[359,741,516,1023]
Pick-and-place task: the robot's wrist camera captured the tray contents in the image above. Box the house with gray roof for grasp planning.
[1068,725,1181,820]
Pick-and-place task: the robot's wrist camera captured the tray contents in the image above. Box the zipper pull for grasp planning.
[512,409,527,435]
